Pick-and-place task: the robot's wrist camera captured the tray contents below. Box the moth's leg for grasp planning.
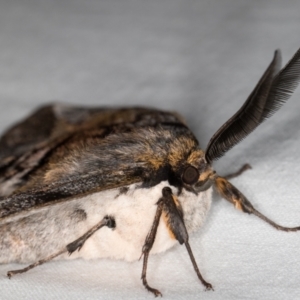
[7,215,115,278]
[7,250,65,278]
[160,188,213,291]
[141,201,164,297]
[215,176,300,232]
[140,187,212,297]
[223,163,252,180]
[67,215,116,254]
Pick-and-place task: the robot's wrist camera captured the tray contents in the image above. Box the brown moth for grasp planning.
[0,48,300,297]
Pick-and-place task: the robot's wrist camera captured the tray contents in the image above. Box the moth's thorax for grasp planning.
[0,181,212,263]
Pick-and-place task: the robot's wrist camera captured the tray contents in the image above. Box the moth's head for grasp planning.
[179,149,215,193]
[182,48,300,192]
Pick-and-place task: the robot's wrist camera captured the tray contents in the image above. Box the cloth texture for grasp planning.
[0,0,300,299]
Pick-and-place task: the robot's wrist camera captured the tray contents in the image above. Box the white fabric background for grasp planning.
[0,0,300,299]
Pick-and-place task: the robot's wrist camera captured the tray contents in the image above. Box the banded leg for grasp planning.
[215,177,300,232]
[7,215,115,278]
[141,187,212,297]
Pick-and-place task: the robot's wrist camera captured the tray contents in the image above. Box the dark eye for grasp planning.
[182,166,199,185]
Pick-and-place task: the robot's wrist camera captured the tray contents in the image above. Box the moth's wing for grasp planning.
[0,106,194,219]
[0,129,144,219]
[0,126,190,220]
[0,104,187,197]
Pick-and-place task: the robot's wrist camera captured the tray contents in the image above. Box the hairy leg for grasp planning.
[140,187,212,297]
[215,176,300,232]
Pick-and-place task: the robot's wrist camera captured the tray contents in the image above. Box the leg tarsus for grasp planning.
[141,252,162,297]
[7,249,65,278]
[140,202,164,296]
[185,242,213,291]
[224,164,252,180]
[251,207,300,232]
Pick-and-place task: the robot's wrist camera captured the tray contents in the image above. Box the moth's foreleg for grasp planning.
[7,215,116,278]
[160,187,213,291]
[223,163,252,180]
[215,177,300,232]
[140,187,212,297]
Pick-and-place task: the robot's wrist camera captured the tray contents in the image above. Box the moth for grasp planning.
[0,48,300,297]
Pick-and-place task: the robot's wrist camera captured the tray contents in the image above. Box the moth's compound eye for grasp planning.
[182,166,199,185]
